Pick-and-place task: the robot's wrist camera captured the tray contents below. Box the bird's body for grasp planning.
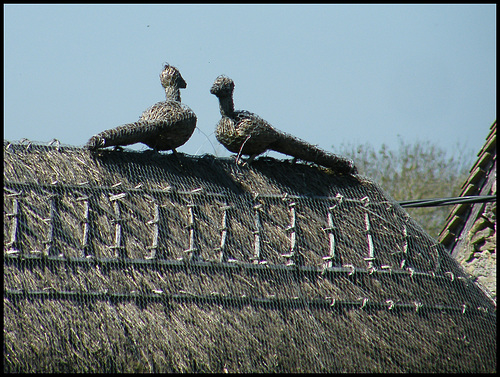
[210,75,357,174]
[86,64,196,152]
[215,111,281,155]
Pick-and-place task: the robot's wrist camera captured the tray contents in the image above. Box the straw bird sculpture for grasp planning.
[86,64,197,153]
[210,75,356,174]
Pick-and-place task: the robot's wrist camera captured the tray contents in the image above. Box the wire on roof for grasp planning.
[398,195,496,208]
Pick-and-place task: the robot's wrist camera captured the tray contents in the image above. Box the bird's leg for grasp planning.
[171,148,186,171]
[244,154,258,166]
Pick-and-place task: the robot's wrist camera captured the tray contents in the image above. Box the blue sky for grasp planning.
[4,4,496,161]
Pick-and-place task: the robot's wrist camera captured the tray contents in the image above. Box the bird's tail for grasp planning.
[270,133,357,174]
[86,121,155,150]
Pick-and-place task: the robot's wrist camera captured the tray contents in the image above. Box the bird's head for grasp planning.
[210,75,234,97]
[160,64,187,89]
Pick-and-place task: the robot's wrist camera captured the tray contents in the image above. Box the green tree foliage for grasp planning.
[338,138,473,238]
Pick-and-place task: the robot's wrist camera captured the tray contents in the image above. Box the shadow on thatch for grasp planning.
[3,140,496,373]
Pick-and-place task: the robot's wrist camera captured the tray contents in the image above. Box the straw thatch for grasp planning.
[3,140,496,373]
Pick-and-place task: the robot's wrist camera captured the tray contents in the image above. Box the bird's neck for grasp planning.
[218,95,235,117]
[164,86,181,102]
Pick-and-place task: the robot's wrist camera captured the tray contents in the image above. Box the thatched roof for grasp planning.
[3,140,496,373]
[438,121,496,301]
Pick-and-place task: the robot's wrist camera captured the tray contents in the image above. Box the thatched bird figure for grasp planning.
[210,75,357,174]
[86,64,197,153]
